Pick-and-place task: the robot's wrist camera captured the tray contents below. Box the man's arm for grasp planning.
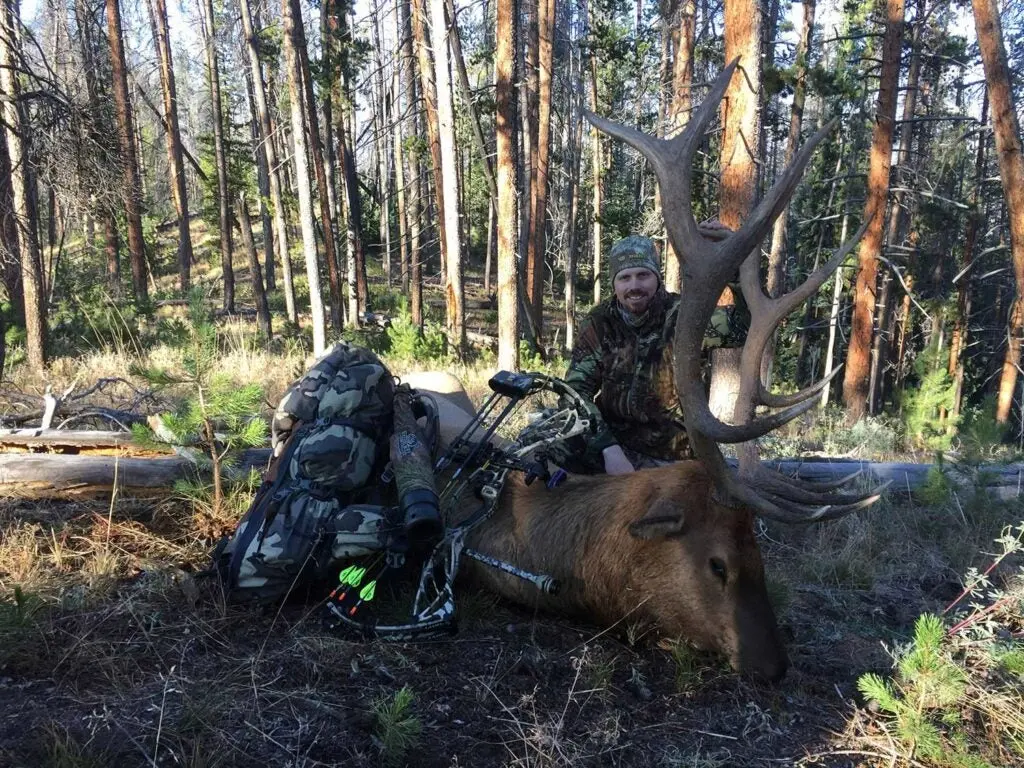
[564,316,632,472]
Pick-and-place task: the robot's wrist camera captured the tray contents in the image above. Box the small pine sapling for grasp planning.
[131,290,267,519]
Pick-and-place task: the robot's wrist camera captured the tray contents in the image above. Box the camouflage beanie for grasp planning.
[608,236,660,282]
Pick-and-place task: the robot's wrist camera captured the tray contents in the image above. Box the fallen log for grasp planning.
[0,449,272,499]
[2,447,1022,501]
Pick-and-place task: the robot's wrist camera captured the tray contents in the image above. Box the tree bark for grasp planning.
[765,0,814,300]
[105,0,148,303]
[588,33,603,304]
[239,0,295,320]
[711,0,760,426]
[236,191,272,343]
[429,0,465,353]
[281,0,326,355]
[972,0,1024,425]
[399,0,423,327]
[496,0,519,371]
[147,0,192,292]
[841,0,904,423]
[948,94,988,421]
[411,0,447,292]
[199,0,234,313]
[662,0,695,293]
[869,0,926,414]
[293,0,342,331]
[0,0,46,370]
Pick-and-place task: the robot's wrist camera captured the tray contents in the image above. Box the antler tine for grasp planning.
[757,365,842,409]
[738,219,868,417]
[584,58,740,268]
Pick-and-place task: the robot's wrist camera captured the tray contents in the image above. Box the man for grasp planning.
[564,231,746,474]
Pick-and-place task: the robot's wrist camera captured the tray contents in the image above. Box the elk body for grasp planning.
[406,60,884,681]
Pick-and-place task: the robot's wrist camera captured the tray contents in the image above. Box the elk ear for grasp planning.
[628,496,686,540]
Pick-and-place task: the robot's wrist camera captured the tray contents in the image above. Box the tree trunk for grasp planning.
[0,0,46,370]
[392,70,410,295]
[399,0,423,327]
[373,10,392,289]
[821,208,852,407]
[239,0,294,319]
[841,0,904,423]
[105,0,148,304]
[712,0,760,426]
[293,0,342,331]
[244,73,275,293]
[948,94,988,421]
[496,0,519,371]
[973,0,1024,425]
[429,0,465,353]
[663,0,695,293]
[236,192,272,343]
[870,0,926,413]
[199,0,235,313]
[529,0,554,336]
[765,0,814,299]
[411,0,447,295]
[281,0,326,355]
[588,34,602,304]
[147,0,192,292]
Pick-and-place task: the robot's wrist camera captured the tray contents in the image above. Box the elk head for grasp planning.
[585,59,887,678]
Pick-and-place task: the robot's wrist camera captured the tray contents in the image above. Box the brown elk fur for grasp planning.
[402,375,788,680]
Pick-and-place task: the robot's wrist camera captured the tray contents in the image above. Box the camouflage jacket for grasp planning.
[565,288,747,464]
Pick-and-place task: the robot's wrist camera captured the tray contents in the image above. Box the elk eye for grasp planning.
[709,558,728,583]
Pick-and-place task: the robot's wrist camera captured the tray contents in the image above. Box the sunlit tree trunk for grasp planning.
[842,0,904,423]
[0,0,46,369]
[147,0,192,291]
[662,0,695,293]
[411,0,447,284]
[281,0,326,354]
[292,0,342,331]
[710,0,760,424]
[239,0,294,319]
[199,0,235,312]
[105,0,148,303]
[400,0,424,327]
[973,0,1024,425]
[496,0,519,371]
[429,0,465,353]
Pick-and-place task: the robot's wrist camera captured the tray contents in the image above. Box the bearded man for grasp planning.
[564,231,747,474]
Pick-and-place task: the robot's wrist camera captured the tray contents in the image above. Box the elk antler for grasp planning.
[584,59,888,523]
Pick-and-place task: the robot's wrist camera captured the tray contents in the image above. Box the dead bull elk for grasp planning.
[434,60,886,682]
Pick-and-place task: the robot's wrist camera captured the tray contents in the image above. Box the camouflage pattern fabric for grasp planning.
[562,287,748,466]
[220,342,399,602]
[389,385,438,504]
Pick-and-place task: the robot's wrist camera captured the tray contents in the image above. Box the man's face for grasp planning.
[614,267,659,314]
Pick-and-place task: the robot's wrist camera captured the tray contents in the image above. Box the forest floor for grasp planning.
[0,426,1020,767]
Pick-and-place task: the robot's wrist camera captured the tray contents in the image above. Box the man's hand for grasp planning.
[697,218,733,242]
[602,444,635,475]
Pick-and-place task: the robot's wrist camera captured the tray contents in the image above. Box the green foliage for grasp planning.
[665,640,707,692]
[384,300,450,363]
[371,685,422,768]
[814,406,901,457]
[130,289,267,516]
[904,363,958,452]
[857,615,969,764]
[958,397,1007,463]
[916,462,954,507]
[856,522,1024,766]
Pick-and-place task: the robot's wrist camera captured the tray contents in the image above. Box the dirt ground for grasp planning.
[0,488,984,768]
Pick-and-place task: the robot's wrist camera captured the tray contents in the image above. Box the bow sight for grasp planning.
[323,370,593,640]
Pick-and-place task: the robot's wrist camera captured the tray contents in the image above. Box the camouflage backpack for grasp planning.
[214,341,403,603]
